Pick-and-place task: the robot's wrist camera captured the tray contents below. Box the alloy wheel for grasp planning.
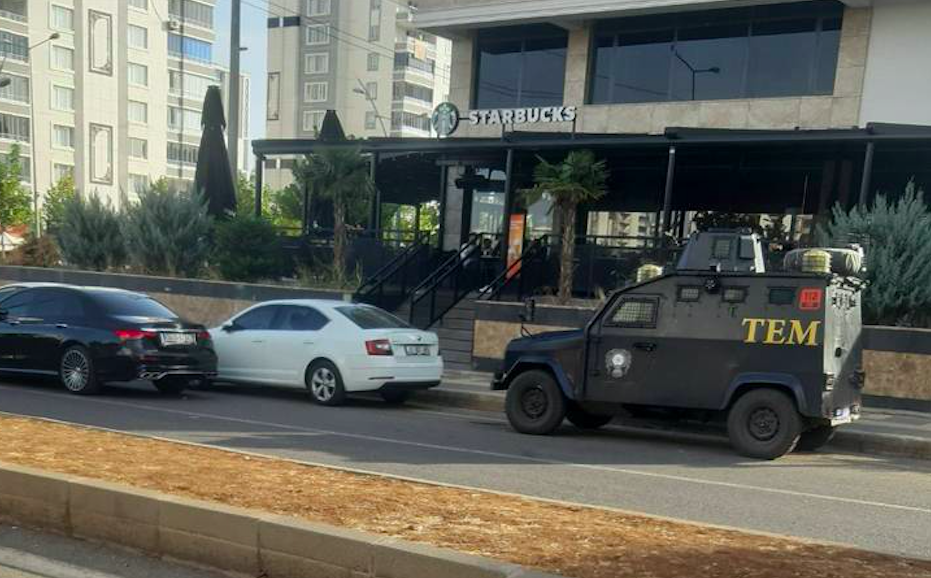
[61,350,90,392]
[311,367,337,402]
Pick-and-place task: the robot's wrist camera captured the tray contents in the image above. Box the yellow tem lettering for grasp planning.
[788,320,821,346]
[743,318,820,347]
[742,318,766,343]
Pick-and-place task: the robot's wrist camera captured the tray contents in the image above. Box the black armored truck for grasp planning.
[493,230,866,459]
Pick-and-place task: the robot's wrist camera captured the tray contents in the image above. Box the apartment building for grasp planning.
[265,0,451,188]
[0,0,248,216]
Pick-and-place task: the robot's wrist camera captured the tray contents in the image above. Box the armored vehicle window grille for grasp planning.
[712,238,732,259]
[677,286,701,302]
[769,287,795,305]
[607,298,657,328]
[722,287,747,303]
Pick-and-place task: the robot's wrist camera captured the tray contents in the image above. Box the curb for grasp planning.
[413,387,931,462]
[0,461,559,578]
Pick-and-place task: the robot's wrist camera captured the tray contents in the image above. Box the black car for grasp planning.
[0,284,217,395]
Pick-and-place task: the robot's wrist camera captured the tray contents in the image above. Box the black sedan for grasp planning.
[0,284,217,395]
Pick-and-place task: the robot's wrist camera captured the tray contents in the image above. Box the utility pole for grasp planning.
[227,0,242,179]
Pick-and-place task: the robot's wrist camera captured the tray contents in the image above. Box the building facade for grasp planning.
[265,0,451,189]
[0,0,248,217]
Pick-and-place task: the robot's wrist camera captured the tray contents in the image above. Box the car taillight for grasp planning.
[197,330,211,341]
[365,339,393,356]
[114,329,157,341]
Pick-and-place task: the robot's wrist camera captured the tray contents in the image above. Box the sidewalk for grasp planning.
[416,370,931,461]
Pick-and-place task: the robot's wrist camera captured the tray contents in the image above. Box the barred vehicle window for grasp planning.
[608,298,658,328]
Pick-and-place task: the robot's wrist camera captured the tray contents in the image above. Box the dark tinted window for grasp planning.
[273,306,330,331]
[234,305,278,330]
[1,289,38,318]
[0,285,24,303]
[29,289,88,322]
[474,25,567,108]
[337,305,411,329]
[92,292,178,319]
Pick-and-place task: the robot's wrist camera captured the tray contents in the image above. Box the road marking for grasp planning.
[1,385,930,517]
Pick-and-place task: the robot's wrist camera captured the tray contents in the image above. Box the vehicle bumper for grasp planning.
[96,349,218,383]
[491,370,507,390]
[344,358,443,392]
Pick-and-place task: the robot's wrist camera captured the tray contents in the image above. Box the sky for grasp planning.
[214,0,270,150]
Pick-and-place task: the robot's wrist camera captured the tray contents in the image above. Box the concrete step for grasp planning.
[440,350,473,365]
[435,328,473,342]
[436,317,473,331]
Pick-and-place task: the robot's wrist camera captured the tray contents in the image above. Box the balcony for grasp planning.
[0,0,26,23]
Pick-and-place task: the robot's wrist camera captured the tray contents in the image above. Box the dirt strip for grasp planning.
[0,416,928,578]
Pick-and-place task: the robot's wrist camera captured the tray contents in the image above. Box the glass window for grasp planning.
[128,62,148,86]
[474,25,567,109]
[30,289,88,323]
[0,112,30,142]
[169,70,217,99]
[303,110,325,132]
[0,74,29,104]
[50,45,73,71]
[365,81,378,99]
[169,0,213,28]
[128,100,148,123]
[608,297,658,328]
[91,291,178,319]
[367,52,380,71]
[671,23,748,102]
[50,5,74,31]
[368,24,380,42]
[0,32,27,62]
[129,174,149,195]
[128,24,148,49]
[129,137,148,159]
[168,33,212,63]
[393,81,433,103]
[365,111,377,130]
[748,18,818,98]
[273,306,330,331]
[167,142,199,165]
[0,285,23,304]
[168,106,202,131]
[128,0,148,10]
[677,286,701,302]
[306,24,329,45]
[308,0,330,16]
[52,124,74,148]
[51,85,74,111]
[336,305,411,329]
[52,163,73,182]
[304,81,328,102]
[0,289,37,318]
[234,305,278,330]
[304,52,328,74]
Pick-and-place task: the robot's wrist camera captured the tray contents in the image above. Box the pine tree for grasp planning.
[817,182,931,326]
[57,192,125,271]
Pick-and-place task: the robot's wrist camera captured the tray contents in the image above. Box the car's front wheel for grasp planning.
[306,360,347,406]
[59,345,100,395]
[505,370,566,435]
[727,389,802,460]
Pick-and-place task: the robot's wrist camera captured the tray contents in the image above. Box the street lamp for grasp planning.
[25,32,60,235]
[353,79,390,138]
[673,50,720,101]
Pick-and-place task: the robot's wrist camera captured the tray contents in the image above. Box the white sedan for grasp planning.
[209,300,443,405]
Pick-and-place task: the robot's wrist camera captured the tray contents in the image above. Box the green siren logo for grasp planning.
[431,102,460,138]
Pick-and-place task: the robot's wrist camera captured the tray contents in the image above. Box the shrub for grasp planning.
[817,182,931,327]
[9,234,61,268]
[57,192,125,271]
[121,180,212,277]
[213,214,282,282]
[44,174,76,233]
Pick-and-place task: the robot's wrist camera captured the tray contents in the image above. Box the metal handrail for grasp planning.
[355,233,433,297]
[478,237,547,302]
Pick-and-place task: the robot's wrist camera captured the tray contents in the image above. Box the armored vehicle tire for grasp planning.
[727,389,802,460]
[796,424,836,452]
[567,404,613,429]
[506,370,567,435]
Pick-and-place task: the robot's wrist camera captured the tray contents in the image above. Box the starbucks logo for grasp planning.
[431,102,460,138]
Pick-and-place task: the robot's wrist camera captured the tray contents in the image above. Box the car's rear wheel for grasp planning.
[306,360,347,406]
[59,345,100,395]
[796,424,836,452]
[727,389,802,460]
[154,377,188,396]
[505,370,566,435]
[566,404,613,430]
[380,389,411,405]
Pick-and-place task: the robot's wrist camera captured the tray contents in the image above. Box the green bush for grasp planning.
[122,180,212,277]
[818,182,931,327]
[10,234,61,268]
[213,214,282,282]
[44,174,76,233]
[57,192,125,271]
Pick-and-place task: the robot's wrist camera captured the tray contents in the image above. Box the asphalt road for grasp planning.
[0,524,226,578]
[1,378,930,562]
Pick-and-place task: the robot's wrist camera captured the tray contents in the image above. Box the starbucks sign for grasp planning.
[431,102,578,138]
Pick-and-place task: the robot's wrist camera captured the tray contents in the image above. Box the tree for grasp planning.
[522,150,608,304]
[43,174,76,233]
[0,145,32,258]
[213,214,282,282]
[57,192,125,271]
[293,147,373,285]
[817,182,931,327]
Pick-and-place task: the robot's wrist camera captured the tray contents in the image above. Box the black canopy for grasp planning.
[195,85,237,218]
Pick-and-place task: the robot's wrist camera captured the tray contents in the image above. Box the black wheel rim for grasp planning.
[521,386,547,419]
[748,407,780,441]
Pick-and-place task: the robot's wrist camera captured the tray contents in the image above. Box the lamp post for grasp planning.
[353,79,389,137]
[25,32,60,235]
[673,51,720,101]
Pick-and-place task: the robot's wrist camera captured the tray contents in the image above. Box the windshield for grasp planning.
[92,292,179,319]
[336,305,411,329]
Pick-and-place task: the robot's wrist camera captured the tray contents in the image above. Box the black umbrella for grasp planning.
[318,110,346,143]
[195,85,237,218]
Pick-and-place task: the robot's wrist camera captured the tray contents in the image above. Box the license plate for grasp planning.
[160,332,195,347]
[405,345,430,356]
[831,407,852,426]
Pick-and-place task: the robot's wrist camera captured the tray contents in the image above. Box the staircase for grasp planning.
[432,296,477,371]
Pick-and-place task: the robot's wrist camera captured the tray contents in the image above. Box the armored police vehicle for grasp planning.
[493,230,865,459]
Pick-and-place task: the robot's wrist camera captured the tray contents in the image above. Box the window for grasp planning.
[304,52,329,74]
[302,110,325,132]
[18,157,30,182]
[128,0,148,10]
[390,111,431,132]
[365,111,377,130]
[336,306,411,329]
[50,45,73,71]
[589,2,843,104]
[233,305,278,330]
[168,33,212,63]
[677,286,701,303]
[51,85,74,111]
[0,74,29,103]
[393,81,433,103]
[769,287,796,305]
[167,142,199,165]
[128,62,148,86]
[50,5,74,31]
[712,237,733,259]
[607,297,658,328]
[306,25,329,45]
[304,81,328,102]
[474,24,567,109]
[128,24,148,49]
[722,287,747,303]
[168,107,202,131]
[365,82,378,100]
[395,52,435,74]
[129,174,149,195]
[52,125,74,149]
[169,70,217,99]
[169,0,214,28]
[129,138,148,159]
[52,163,73,183]
[128,100,148,123]
[307,0,330,16]
[273,306,330,331]
[0,113,30,142]
[0,32,27,62]
[367,52,380,71]
[267,72,281,120]
[368,24,381,41]
[91,291,178,319]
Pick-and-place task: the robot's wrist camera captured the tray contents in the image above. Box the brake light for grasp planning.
[365,339,393,356]
[196,330,211,341]
[114,329,157,341]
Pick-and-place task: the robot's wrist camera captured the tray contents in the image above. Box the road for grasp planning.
[1,378,930,562]
[0,524,226,578]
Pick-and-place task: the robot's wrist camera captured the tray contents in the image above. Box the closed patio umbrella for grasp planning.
[195,86,237,218]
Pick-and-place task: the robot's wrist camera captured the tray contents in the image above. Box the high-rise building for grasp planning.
[265,0,451,189]
[0,0,249,217]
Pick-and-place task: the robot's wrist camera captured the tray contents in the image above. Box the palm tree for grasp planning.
[294,147,373,286]
[522,150,608,304]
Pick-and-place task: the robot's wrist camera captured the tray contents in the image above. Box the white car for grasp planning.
[209,300,443,405]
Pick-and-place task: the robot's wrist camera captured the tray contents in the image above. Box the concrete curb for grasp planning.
[412,387,931,462]
[0,462,560,578]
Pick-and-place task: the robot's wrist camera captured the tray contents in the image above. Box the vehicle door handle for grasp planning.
[251,340,265,344]
[56,323,68,329]
[303,341,314,345]
[633,342,657,352]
